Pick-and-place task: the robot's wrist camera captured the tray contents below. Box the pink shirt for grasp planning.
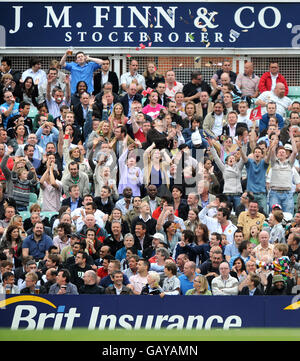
[142,104,165,119]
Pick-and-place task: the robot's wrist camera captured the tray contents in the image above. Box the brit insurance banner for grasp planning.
[0,2,300,48]
[0,295,300,330]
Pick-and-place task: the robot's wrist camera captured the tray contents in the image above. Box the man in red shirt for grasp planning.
[258,62,289,96]
[96,255,114,280]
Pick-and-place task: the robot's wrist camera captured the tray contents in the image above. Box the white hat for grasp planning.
[152,233,165,242]
[284,143,293,151]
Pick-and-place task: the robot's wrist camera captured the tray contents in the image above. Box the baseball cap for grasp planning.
[151,233,165,242]
[68,233,81,240]
[272,204,282,210]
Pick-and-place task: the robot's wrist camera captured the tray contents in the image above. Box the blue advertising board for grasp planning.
[0,2,300,48]
[0,295,300,330]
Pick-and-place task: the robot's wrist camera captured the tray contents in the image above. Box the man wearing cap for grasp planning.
[265,274,289,295]
[143,232,168,260]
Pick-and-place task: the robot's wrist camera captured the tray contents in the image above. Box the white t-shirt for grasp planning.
[212,113,224,136]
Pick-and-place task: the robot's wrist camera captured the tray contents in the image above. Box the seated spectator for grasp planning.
[22,222,53,261]
[185,275,212,296]
[239,272,264,296]
[105,270,133,295]
[141,270,163,295]
[178,261,199,295]
[20,271,39,294]
[129,258,150,295]
[48,268,79,295]
[0,271,19,294]
[160,262,181,296]
[211,261,239,295]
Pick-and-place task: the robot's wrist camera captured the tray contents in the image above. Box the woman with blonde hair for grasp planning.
[62,127,90,179]
[186,275,212,295]
[143,141,172,196]
[143,62,165,90]
[87,120,113,158]
[108,102,128,130]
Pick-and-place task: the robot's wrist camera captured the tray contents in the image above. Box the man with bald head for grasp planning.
[178,261,200,295]
[256,82,292,118]
[235,61,260,99]
[253,231,274,261]
[79,270,105,294]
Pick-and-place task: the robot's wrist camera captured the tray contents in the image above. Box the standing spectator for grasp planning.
[199,201,237,244]
[268,210,286,244]
[60,50,103,95]
[164,70,183,101]
[210,60,237,89]
[258,62,289,96]
[211,261,239,295]
[143,62,165,91]
[268,134,297,214]
[21,57,47,86]
[39,159,62,212]
[183,71,211,104]
[62,161,89,198]
[235,61,260,102]
[120,59,145,94]
[93,57,119,96]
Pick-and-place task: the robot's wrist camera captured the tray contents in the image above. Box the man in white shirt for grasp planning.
[255,82,292,118]
[211,261,239,295]
[21,57,47,87]
[199,201,237,244]
[120,59,145,94]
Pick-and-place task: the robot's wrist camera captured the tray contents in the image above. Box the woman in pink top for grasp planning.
[142,91,165,120]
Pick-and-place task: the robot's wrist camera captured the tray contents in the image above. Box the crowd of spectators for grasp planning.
[0,52,300,297]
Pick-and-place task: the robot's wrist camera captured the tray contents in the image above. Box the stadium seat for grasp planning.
[40,211,59,220]
[18,211,31,221]
[288,86,300,98]
[29,193,38,204]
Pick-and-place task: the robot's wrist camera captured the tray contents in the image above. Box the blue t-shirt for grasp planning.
[179,272,200,295]
[0,102,19,128]
[22,234,53,260]
[64,61,101,94]
[245,158,269,193]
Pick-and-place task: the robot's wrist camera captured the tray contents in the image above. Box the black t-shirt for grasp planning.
[69,263,92,289]
[288,245,300,262]
[183,81,211,104]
